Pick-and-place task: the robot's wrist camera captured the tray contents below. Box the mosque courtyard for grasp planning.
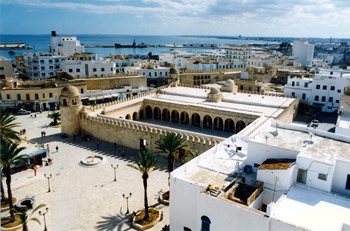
[5,112,170,231]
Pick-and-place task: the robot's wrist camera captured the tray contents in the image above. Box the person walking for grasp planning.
[56,146,59,152]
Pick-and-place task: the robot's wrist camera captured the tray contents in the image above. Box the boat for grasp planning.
[114,39,147,48]
[8,51,15,55]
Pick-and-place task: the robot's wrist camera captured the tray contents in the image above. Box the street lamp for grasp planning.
[44,174,52,192]
[123,193,132,214]
[111,164,118,182]
[39,207,49,231]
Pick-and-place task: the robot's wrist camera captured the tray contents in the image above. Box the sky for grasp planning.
[0,0,350,38]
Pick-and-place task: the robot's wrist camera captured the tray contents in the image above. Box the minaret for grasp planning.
[59,85,82,136]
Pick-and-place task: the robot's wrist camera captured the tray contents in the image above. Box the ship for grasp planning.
[114,39,147,48]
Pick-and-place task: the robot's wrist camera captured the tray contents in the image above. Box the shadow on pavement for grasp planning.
[94,212,132,231]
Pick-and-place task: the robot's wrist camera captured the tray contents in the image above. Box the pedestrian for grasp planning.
[73,135,76,141]
[97,143,100,150]
[23,129,26,135]
[30,114,33,118]
[34,114,37,118]
[44,131,46,137]
[56,146,59,152]
[41,131,43,138]
[121,149,125,157]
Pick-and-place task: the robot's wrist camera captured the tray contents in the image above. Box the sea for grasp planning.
[0,34,277,61]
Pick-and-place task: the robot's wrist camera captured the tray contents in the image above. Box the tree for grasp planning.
[1,140,28,218]
[0,107,21,143]
[1,169,5,201]
[3,204,45,231]
[181,150,200,163]
[127,151,159,221]
[48,112,60,125]
[155,133,187,180]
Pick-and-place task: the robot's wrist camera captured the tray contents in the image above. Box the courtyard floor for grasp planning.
[3,112,170,231]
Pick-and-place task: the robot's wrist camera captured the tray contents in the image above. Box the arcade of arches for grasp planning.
[121,105,253,134]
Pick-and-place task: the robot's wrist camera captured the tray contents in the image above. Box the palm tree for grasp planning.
[155,133,187,179]
[181,150,200,163]
[1,170,5,201]
[0,107,21,143]
[127,151,159,221]
[1,140,28,218]
[48,112,60,125]
[3,204,45,231]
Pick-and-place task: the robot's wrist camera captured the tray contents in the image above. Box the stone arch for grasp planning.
[203,115,212,129]
[236,120,246,133]
[133,112,139,121]
[154,107,161,120]
[162,108,170,122]
[224,118,235,133]
[126,114,131,120]
[139,109,144,119]
[181,111,189,125]
[213,117,224,131]
[146,106,152,119]
[171,110,179,123]
[191,113,200,127]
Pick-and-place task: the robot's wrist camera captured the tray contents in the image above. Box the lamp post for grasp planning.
[39,207,49,231]
[123,193,132,214]
[111,164,118,182]
[44,174,52,192]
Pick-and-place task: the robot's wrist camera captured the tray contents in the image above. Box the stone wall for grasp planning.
[80,113,222,154]
[85,76,147,90]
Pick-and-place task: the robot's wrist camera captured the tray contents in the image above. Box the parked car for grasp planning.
[17,110,31,115]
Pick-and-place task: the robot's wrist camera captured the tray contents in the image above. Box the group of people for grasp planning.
[29,114,37,118]
[41,131,47,137]
[19,129,26,135]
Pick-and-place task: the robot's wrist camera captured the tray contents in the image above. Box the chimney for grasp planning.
[51,31,56,37]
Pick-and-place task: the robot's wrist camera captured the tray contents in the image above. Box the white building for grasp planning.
[21,52,66,79]
[48,31,84,57]
[170,118,350,231]
[124,62,170,79]
[292,40,315,67]
[225,47,251,60]
[335,87,350,137]
[61,58,116,77]
[0,56,15,79]
[284,68,350,112]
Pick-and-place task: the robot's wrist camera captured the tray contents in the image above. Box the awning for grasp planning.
[96,96,104,100]
[111,94,119,97]
[104,95,112,98]
[88,97,97,101]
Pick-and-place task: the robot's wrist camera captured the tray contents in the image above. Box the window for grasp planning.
[346,175,350,190]
[336,100,340,103]
[304,82,308,87]
[155,72,157,77]
[296,82,300,86]
[17,94,21,100]
[69,69,73,72]
[49,66,53,69]
[318,173,327,181]
[41,66,45,70]
[35,94,39,100]
[323,85,327,90]
[93,68,97,72]
[322,96,326,102]
[55,65,59,69]
[0,67,4,70]
[315,95,319,101]
[40,60,44,64]
[302,93,306,100]
[291,92,295,97]
[49,60,53,64]
[76,68,80,72]
[41,73,46,77]
[331,86,335,91]
[6,94,11,99]
[316,85,320,89]
[43,93,45,98]
[160,72,162,76]
[337,89,341,93]
[81,88,84,93]
[101,68,105,72]
[49,93,53,98]
[55,59,59,63]
[149,72,151,77]
[329,97,333,102]
[201,216,211,231]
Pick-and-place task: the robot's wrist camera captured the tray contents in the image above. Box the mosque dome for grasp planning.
[224,79,235,87]
[61,85,80,97]
[210,87,220,94]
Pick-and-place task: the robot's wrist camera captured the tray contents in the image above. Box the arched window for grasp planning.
[201,216,211,231]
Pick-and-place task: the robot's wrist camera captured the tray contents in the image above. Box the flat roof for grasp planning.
[270,186,350,231]
[258,158,296,170]
[337,115,350,130]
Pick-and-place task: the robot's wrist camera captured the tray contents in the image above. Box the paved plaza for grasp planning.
[5,112,170,231]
